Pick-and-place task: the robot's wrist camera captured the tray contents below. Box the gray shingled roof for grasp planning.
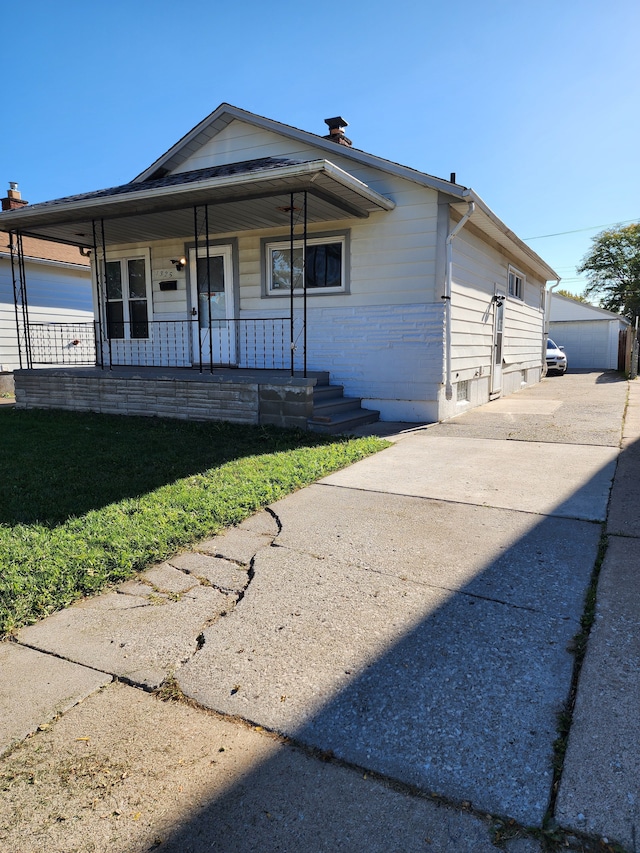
[19,158,299,214]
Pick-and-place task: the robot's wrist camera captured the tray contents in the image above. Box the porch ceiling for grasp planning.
[0,159,395,249]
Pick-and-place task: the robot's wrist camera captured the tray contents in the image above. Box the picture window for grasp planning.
[264,234,347,295]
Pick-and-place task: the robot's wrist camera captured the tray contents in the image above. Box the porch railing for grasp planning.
[27,322,97,366]
[26,317,301,371]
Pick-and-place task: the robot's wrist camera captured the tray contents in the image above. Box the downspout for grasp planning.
[444,200,475,400]
[545,280,560,338]
[544,280,560,370]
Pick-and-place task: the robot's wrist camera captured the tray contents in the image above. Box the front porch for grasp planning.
[13,365,380,434]
[2,156,394,431]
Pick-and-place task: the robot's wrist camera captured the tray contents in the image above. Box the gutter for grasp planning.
[545,280,560,339]
[0,160,395,233]
[444,199,475,400]
[0,252,90,271]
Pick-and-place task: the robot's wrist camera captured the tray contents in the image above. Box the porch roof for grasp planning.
[0,158,395,249]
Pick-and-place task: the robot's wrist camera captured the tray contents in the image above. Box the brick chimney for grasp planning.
[324,116,352,147]
[2,182,28,211]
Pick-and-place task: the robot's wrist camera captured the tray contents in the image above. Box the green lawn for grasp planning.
[0,408,387,637]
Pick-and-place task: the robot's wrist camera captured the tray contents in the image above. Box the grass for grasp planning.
[0,408,387,637]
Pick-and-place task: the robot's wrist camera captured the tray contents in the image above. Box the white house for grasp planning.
[1,184,93,390]
[549,292,629,370]
[0,106,559,430]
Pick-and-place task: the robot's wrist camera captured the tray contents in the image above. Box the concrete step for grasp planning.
[312,395,365,418]
[308,377,380,435]
[312,383,345,402]
[308,407,380,435]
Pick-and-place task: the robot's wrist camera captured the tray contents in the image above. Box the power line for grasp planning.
[524,217,639,241]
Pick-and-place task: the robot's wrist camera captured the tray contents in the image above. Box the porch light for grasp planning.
[171,257,187,271]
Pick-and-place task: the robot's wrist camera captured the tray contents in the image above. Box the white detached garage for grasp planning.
[549,292,629,371]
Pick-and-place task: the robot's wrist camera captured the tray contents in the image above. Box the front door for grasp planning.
[491,290,505,395]
[189,245,235,365]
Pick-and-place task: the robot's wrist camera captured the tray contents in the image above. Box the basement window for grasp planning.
[263,233,348,295]
[457,380,469,402]
[508,266,525,300]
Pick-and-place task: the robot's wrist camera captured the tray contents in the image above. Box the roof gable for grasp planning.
[134,104,461,196]
[550,292,629,323]
[0,104,559,283]
[133,104,559,283]
[172,119,326,176]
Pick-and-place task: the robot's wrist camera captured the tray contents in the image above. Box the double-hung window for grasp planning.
[105,255,150,339]
[508,266,525,300]
[264,233,347,295]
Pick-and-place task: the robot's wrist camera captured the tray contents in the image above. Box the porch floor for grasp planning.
[28,365,330,387]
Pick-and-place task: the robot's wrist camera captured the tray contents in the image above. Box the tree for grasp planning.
[556,288,590,303]
[577,223,640,318]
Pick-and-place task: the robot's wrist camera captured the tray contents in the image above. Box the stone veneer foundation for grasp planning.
[13,367,318,431]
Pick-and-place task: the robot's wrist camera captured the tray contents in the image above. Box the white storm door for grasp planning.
[189,245,235,365]
[491,290,505,395]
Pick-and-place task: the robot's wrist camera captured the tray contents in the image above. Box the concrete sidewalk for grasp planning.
[1,371,638,852]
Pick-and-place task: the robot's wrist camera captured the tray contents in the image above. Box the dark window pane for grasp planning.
[128,259,147,298]
[306,243,342,289]
[106,261,122,300]
[107,301,124,339]
[130,299,148,338]
[197,256,225,294]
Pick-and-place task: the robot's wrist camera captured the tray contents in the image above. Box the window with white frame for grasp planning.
[264,234,347,295]
[105,255,151,339]
[508,266,525,300]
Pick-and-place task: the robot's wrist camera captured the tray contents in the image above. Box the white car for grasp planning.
[546,338,567,375]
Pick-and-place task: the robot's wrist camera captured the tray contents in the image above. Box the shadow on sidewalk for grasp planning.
[151,452,624,852]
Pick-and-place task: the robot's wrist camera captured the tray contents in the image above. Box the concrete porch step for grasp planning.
[308,380,380,435]
[308,407,380,435]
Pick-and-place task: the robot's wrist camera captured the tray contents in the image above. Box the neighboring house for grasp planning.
[0,183,92,389]
[549,292,630,371]
[0,105,558,429]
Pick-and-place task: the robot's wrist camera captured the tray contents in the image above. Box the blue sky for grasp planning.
[3,0,639,295]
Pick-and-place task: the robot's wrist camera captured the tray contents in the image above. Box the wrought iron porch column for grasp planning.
[287,191,308,377]
[302,190,307,378]
[205,205,213,373]
[194,205,216,373]
[289,193,294,376]
[91,219,107,369]
[9,231,31,369]
[193,206,202,372]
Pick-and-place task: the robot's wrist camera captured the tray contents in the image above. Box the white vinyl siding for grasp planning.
[448,225,545,402]
[173,119,441,304]
[0,257,92,371]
